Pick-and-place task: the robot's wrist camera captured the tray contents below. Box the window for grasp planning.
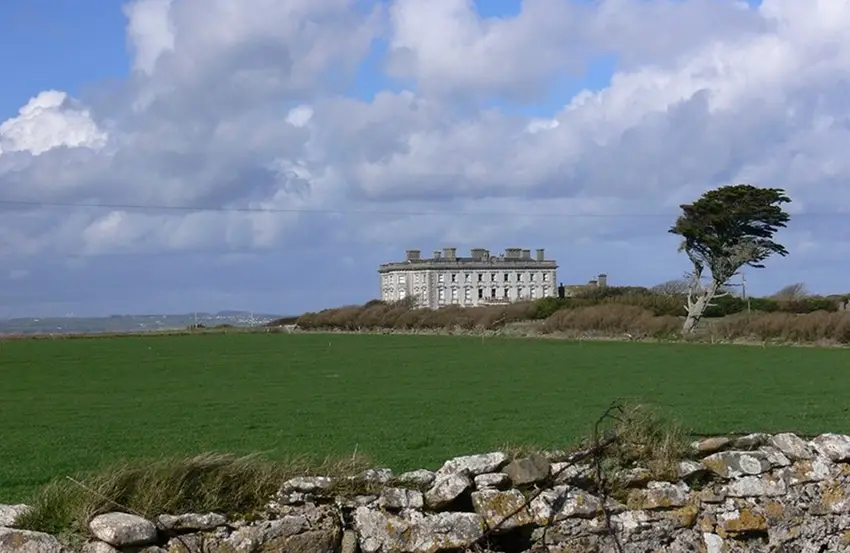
[464,273,471,283]
[490,273,497,282]
[503,273,509,282]
[503,287,510,298]
[530,273,536,282]
[543,285,549,297]
[478,273,483,282]
[451,288,459,303]
[438,273,445,284]
[478,289,484,299]
[491,288,497,299]
[399,274,406,285]
[543,273,550,282]
[518,287,524,300]
[464,288,472,302]
[438,288,446,303]
[530,287,537,299]
[399,289,407,300]
[451,273,458,283]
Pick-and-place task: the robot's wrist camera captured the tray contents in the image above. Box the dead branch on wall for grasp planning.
[466,401,628,553]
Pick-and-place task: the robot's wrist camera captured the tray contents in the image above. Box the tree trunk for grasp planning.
[683,280,719,333]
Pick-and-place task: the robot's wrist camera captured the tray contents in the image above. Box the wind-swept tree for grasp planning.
[669,184,792,332]
[650,278,691,296]
[771,282,809,301]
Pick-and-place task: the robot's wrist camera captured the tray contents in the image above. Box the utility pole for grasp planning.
[728,271,751,314]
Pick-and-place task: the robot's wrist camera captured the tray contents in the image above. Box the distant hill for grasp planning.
[0,311,282,335]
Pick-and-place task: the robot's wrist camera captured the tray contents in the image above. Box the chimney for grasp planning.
[521,249,531,260]
[536,249,545,262]
[598,273,608,287]
[470,248,486,260]
[405,249,421,261]
[443,247,457,260]
[433,250,442,259]
[588,279,598,287]
[505,248,522,258]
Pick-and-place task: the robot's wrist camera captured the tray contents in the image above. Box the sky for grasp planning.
[1,0,849,318]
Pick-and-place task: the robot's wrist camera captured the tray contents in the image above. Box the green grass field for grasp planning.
[2,333,849,502]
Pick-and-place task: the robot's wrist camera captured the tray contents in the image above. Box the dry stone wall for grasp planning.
[3,432,850,553]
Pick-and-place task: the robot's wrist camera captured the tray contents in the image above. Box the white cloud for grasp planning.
[285,105,314,128]
[386,0,588,98]
[124,0,175,75]
[2,0,850,316]
[0,91,107,155]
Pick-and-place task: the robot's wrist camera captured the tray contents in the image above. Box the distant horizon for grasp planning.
[0,310,286,323]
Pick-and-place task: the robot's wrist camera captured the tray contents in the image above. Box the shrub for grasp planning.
[777,297,840,313]
[601,293,682,317]
[265,316,299,327]
[540,305,681,338]
[571,285,652,301]
[528,297,569,319]
[703,295,748,317]
[294,294,850,344]
[712,311,850,344]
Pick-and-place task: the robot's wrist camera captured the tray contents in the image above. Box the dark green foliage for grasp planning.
[777,297,840,313]
[670,184,792,282]
[529,288,681,319]
[265,315,299,326]
[570,286,652,300]
[528,297,570,319]
[704,296,840,317]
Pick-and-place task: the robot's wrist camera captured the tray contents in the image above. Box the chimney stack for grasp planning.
[597,273,608,287]
[521,249,531,260]
[405,250,421,261]
[433,250,442,259]
[443,247,457,260]
[470,248,486,260]
[536,249,545,262]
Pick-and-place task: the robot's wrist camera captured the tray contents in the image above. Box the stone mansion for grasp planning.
[378,247,559,309]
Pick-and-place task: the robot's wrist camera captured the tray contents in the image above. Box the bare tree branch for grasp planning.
[772,282,808,301]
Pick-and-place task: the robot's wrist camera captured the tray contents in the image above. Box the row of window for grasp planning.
[382,284,552,304]
[383,272,552,285]
[437,285,550,303]
[438,272,550,284]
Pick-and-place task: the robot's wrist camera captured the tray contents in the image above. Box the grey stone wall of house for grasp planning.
[378,248,558,308]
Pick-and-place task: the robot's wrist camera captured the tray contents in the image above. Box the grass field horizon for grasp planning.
[3,332,849,502]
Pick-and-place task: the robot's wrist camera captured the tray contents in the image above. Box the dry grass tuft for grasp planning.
[711,310,850,344]
[606,404,689,481]
[17,452,372,540]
